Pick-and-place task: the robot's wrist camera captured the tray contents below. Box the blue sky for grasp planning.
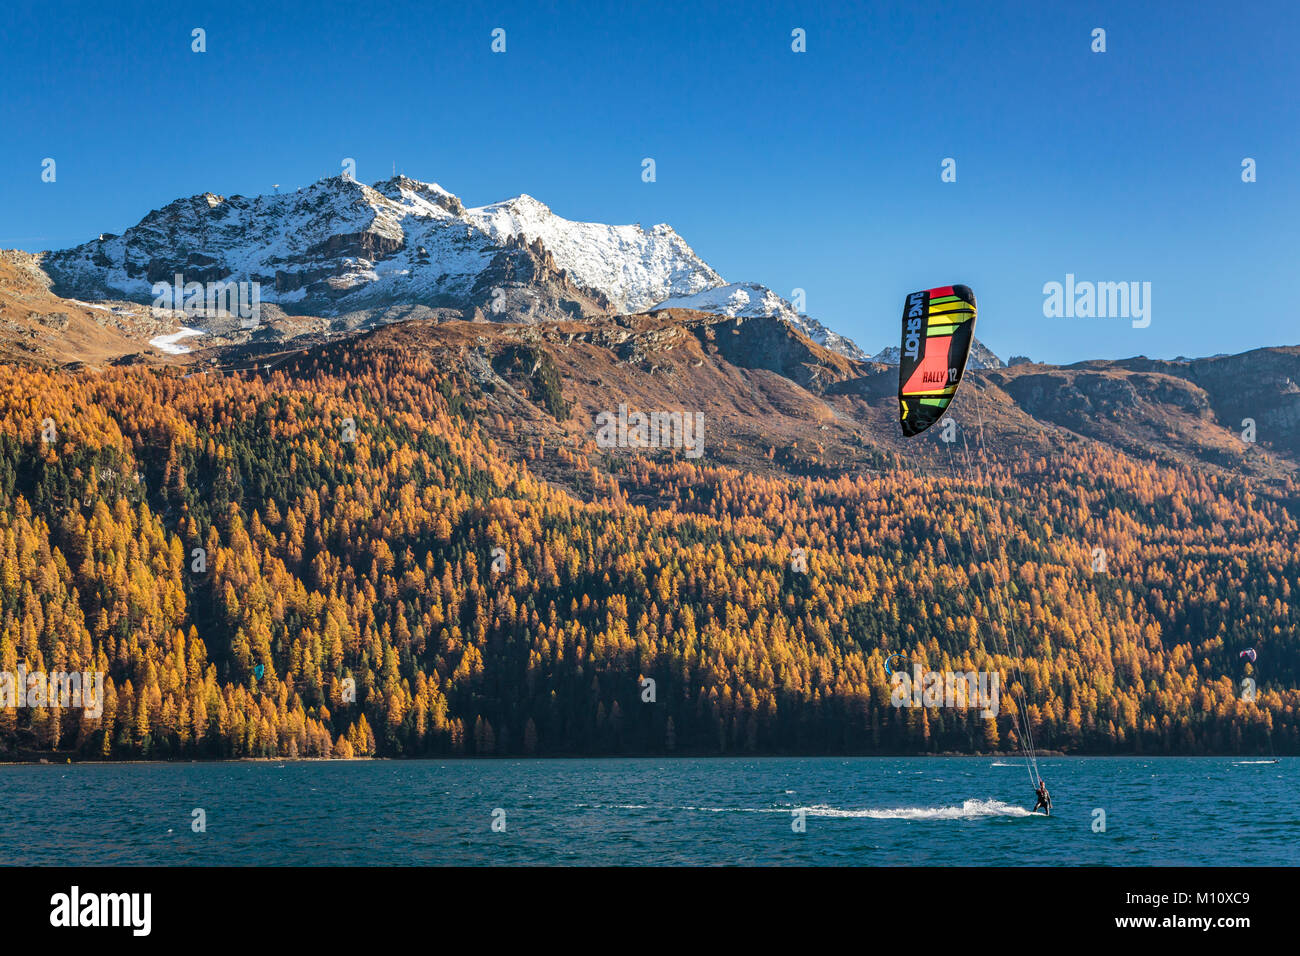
[1,0,1296,363]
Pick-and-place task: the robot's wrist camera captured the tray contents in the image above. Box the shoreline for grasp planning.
[2,751,1286,767]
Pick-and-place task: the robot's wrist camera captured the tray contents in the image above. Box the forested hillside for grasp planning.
[1,332,1296,759]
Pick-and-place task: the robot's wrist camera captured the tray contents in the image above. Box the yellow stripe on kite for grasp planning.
[901,386,959,397]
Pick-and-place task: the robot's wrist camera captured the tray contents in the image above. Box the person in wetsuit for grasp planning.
[1032,780,1052,815]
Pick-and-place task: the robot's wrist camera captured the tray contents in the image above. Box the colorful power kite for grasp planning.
[898,284,977,437]
[1240,648,1257,663]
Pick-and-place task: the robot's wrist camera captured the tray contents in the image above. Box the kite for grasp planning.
[898,284,977,437]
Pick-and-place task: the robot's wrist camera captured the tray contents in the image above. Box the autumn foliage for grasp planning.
[0,343,1295,759]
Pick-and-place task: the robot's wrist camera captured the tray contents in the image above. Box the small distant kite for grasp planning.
[1240,649,1257,663]
[884,653,909,678]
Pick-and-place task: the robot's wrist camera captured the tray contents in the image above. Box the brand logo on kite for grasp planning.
[904,292,925,359]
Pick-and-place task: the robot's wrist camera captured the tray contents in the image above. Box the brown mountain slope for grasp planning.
[982,357,1296,480]
[339,310,1297,489]
[0,251,148,366]
[1105,349,1300,461]
[1,267,1295,485]
[350,309,888,490]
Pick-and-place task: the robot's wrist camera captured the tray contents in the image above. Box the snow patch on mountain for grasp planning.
[149,328,205,355]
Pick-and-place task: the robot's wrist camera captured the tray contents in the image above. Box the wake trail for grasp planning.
[802,799,1034,820]
[596,798,1037,820]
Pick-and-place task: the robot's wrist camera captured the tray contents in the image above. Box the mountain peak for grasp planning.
[503,193,549,210]
[40,174,728,319]
[461,195,722,312]
[36,175,864,355]
[372,174,456,198]
[370,175,465,216]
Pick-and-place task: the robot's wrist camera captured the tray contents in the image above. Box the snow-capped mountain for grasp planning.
[651,282,868,360]
[462,194,721,312]
[40,175,867,358]
[42,175,720,320]
[870,338,1005,369]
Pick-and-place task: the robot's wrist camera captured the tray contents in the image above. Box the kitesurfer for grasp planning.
[1032,780,1051,815]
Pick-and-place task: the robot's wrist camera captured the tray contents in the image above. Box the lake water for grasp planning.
[0,757,1294,866]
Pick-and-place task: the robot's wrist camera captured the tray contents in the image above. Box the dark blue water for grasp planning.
[1,757,1294,865]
